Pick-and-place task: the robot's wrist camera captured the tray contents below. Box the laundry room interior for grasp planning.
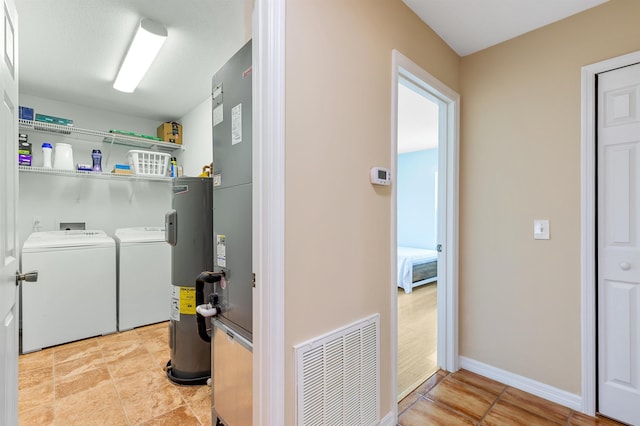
[15,1,253,425]
[17,2,252,245]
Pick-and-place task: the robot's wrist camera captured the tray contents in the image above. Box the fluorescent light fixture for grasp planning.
[113,18,167,93]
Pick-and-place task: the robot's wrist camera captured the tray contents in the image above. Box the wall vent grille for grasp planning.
[295,314,380,426]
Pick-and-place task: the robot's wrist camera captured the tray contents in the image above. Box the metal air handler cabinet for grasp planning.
[211,39,253,426]
[165,177,213,385]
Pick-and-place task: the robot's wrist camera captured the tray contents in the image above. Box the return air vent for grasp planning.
[294,314,380,426]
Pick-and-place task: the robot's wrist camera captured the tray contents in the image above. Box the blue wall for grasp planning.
[397,149,438,249]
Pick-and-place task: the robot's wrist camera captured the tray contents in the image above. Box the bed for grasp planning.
[397,246,438,294]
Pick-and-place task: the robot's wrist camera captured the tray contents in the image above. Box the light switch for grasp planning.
[534,219,550,240]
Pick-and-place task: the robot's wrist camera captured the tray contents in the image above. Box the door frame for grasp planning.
[390,50,460,412]
[252,0,286,424]
[580,49,640,416]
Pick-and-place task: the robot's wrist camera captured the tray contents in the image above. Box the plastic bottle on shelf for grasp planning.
[91,149,102,172]
[53,143,74,170]
[42,143,52,168]
[170,157,177,178]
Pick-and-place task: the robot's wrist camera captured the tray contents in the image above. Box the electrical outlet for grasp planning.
[32,216,43,232]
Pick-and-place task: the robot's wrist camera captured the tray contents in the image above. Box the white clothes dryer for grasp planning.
[115,227,171,331]
[21,230,116,353]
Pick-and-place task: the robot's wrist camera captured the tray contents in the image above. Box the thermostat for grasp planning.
[370,167,391,186]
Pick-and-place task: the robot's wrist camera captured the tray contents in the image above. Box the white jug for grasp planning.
[53,143,74,170]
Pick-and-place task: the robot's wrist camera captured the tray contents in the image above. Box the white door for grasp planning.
[597,62,640,426]
[0,0,18,424]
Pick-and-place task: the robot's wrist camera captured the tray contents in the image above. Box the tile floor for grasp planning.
[19,324,627,426]
[398,369,625,426]
[18,321,212,426]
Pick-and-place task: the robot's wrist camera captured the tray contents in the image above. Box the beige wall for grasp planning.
[459,0,640,394]
[284,0,459,422]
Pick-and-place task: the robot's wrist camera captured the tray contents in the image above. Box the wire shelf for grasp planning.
[18,119,183,152]
[18,165,171,182]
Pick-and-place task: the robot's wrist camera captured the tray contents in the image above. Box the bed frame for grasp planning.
[398,246,438,293]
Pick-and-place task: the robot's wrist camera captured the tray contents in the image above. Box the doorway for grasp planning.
[391,50,460,409]
[396,79,441,400]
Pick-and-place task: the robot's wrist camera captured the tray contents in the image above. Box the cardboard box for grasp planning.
[34,114,73,134]
[112,164,132,175]
[109,129,162,141]
[157,122,182,145]
[35,113,73,126]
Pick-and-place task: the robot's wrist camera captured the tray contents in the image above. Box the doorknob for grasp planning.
[15,271,38,286]
[619,262,631,271]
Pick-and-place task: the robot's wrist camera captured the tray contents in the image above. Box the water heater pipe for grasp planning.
[196,303,218,317]
[195,270,225,343]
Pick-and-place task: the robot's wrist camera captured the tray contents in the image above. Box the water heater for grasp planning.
[164,176,213,385]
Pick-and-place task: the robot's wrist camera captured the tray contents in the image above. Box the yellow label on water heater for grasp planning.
[179,287,196,315]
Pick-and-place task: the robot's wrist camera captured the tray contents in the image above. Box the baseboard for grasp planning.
[379,411,395,426]
[459,356,582,411]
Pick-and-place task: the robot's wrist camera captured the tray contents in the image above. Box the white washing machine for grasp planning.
[115,227,171,331]
[21,230,116,353]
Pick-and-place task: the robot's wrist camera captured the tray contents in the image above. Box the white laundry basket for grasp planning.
[128,150,170,176]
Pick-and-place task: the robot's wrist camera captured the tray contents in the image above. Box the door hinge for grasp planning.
[436,244,443,252]
[252,272,256,288]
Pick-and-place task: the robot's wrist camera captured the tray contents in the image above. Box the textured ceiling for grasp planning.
[403,0,609,56]
[16,0,248,122]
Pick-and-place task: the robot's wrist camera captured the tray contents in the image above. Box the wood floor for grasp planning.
[396,283,625,425]
[18,321,211,425]
[398,282,438,400]
[399,369,625,426]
